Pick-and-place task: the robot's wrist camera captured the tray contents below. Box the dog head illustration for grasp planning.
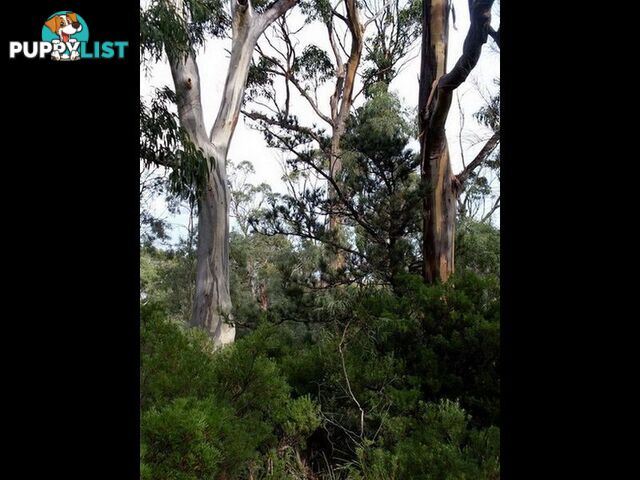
[44,12,82,42]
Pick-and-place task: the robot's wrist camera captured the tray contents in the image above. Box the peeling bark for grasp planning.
[419,0,494,283]
[418,0,452,283]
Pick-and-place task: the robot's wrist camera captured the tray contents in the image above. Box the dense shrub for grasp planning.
[141,263,500,478]
[140,305,321,479]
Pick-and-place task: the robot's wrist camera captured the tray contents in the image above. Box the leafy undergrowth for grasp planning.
[141,272,500,479]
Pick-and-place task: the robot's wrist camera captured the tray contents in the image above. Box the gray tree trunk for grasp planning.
[327,0,363,271]
[167,0,298,346]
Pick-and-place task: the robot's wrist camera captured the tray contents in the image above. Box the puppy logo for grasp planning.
[42,11,89,61]
[9,11,126,60]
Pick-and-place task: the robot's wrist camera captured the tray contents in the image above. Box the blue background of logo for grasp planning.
[41,11,89,42]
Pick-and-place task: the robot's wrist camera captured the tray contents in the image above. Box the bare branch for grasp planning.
[481,194,500,223]
[455,131,500,188]
[488,26,500,48]
[332,7,350,26]
[327,23,345,71]
[242,109,324,144]
[437,1,494,92]
[257,0,299,32]
[338,322,365,439]
[456,90,466,170]
[363,0,395,28]
[425,0,495,145]
[288,76,335,126]
[254,46,334,126]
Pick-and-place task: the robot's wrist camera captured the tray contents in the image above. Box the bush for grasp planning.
[141,303,217,410]
[141,398,230,480]
[348,400,499,480]
[140,270,499,478]
[140,307,321,479]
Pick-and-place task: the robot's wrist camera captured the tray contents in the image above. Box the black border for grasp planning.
[500,2,601,477]
[3,1,139,476]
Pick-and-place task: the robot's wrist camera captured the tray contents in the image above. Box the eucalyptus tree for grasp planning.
[418,0,499,283]
[140,0,299,346]
[243,0,421,270]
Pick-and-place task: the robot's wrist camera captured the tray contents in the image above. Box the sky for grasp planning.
[141,0,500,244]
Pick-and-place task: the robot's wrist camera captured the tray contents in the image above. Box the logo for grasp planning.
[42,11,88,61]
[9,11,128,61]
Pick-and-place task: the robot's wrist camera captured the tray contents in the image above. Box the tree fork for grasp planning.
[419,0,494,284]
[167,0,299,346]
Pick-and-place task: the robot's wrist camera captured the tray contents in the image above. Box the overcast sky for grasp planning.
[141,0,500,243]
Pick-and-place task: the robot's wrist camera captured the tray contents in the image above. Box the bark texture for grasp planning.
[168,0,298,346]
[327,0,364,270]
[418,0,494,283]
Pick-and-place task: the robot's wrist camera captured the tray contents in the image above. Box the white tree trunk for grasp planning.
[167,0,298,346]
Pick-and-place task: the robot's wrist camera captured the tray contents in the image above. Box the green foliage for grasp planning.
[474,82,500,133]
[340,87,422,284]
[346,400,499,480]
[391,399,500,479]
[141,398,229,480]
[243,271,499,476]
[140,87,211,206]
[253,86,423,286]
[141,150,500,479]
[246,56,279,103]
[140,245,195,323]
[299,0,334,24]
[141,307,322,479]
[229,231,326,331]
[293,45,334,84]
[456,219,500,277]
[141,303,216,410]
[141,265,500,478]
[284,395,321,440]
[140,0,229,62]
[140,2,500,477]
[362,0,423,92]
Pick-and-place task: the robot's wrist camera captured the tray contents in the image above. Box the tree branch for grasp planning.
[165,0,208,145]
[455,131,499,188]
[488,26,500,48]
[288,76,334,126]
[363,0,395,28]
[256,44,335,126]
[266,130,380,241]
[242,109,324,145]
[481,194,500,222]
[426,0,494,142]
[437,0,494,93]
[257,0,299,32]
[257,226,369,261]
[338,322,365,439]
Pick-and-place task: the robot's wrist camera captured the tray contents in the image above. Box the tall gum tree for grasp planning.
[243,0,420,272]
[142,0,299,346]
[418,0,498,283]
[244,0,365,271]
